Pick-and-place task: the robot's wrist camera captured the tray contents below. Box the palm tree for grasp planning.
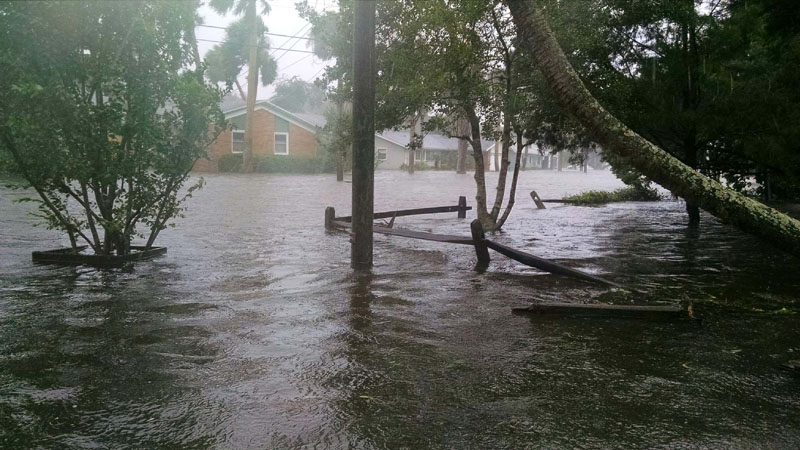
[506,0,800,256]
[207,0,277,172]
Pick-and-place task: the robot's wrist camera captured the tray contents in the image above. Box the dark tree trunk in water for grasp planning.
[684,142,700,225]
[408,115,419,174]
[506,1,800,256]
[336,155,344,182]
[351,0,376,269]
[456,118,469,174]
[336,92,345,182]
[465,105,492,228]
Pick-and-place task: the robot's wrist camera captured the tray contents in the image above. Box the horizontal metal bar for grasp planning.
[335,204,472,223]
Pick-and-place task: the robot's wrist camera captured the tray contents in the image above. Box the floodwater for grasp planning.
[1,170,799,449]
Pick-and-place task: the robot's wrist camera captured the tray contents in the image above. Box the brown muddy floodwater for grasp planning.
[1,170,799,449]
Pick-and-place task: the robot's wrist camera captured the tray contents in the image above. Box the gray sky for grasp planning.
[195,0,335,99]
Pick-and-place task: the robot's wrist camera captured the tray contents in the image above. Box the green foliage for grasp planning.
[254,156,326,174]
[269,77,326,113]
[563,187,662,205]
[204,0,277,92]
[218,154,243,172]
[539,0,800,201]
[218,154,328,174]
[399,161,431,172]
[317,104,352,171]
[0,1,225,256]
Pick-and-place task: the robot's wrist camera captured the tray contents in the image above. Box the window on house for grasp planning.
[376,148,387,161]
[274,132,288,155]
[425,150,438,162]
[231,130,245,154]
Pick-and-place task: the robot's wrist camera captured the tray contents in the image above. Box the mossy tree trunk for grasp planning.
[506,0,800,256]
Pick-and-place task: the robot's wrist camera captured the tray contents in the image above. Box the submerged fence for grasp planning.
[325,196,622,288]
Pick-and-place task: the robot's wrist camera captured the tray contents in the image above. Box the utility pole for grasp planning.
[243,0,259,173]
[351,0,376,269]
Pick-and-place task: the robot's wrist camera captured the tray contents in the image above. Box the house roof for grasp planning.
[220,95,246,112]
[222,99,321,133]
[379,129,494,152]
[294,112,327,128]
[218,96,496,151]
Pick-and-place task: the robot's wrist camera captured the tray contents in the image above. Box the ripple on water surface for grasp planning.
[1,170,799,448]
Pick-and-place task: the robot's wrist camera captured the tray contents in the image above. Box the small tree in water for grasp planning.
[0,1,225,256]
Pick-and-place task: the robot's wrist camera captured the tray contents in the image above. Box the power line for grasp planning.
[308,66,326,81]
[280,53,313,71]
[271,23,312,61]
[196,37,316,54]
[197,24,315,41]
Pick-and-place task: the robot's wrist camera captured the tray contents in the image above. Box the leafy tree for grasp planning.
[298,0,353,180]
[533,0,800,216]
[204,19,277,100]
[506,0,800,256]
[269,76,325,113]
[0,1,225,256]
[207,0,277,172]
[306,0,539,230]
[317,103,352,178]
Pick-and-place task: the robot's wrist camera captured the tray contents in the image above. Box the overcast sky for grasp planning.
[195,0,335,99]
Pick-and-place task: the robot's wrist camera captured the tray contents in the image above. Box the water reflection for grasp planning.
[2,170,800,448]
[0,263,222,448]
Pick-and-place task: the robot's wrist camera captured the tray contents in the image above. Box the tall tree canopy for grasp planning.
[0,1,225,256]
[531,0,800,209]
[269,77,325,113]
[506,0,800,256]
[206,0,277,172]
[304,0,535,230]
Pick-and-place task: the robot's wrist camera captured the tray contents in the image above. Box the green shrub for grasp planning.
[563,186,662,205]
[217,154,243,172]
[399,161,431,171]
[254,155,326,174]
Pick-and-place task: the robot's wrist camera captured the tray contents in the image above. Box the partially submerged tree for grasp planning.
[318,104,352,180]
[0,1,225,256]
[506,0,800,256]
[367,0,530,230]
[298,0,351,181]
[207,0,277,172]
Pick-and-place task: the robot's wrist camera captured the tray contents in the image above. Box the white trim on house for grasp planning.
[274,132,289,155]
[375,133,407,148]
[231,130,245,154]
[376,147,387,161]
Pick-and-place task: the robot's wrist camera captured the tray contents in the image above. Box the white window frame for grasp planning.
[376,148,387,161]
[274,132,289,155]
[231,130,245,154]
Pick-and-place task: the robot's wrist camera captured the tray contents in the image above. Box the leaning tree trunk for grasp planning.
[506,0,800,256]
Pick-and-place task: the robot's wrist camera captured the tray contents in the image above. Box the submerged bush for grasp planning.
[399,161,431,171]
[255,155,326,174]
[217,154,243,172]
[563,186,662,205]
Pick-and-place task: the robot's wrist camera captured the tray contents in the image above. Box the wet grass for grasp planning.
[563,186,662,205]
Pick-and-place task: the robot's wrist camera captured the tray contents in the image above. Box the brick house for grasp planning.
[193,97,502,172]
[193,100,322,172]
